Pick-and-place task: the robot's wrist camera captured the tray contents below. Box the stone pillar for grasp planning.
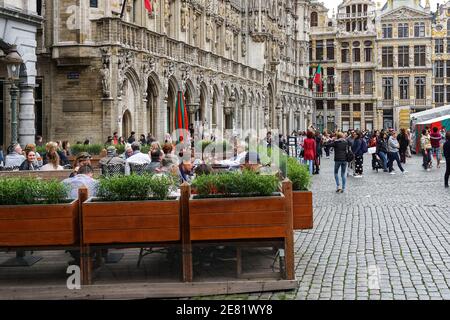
[336,102,342,130]
[18,84,35,146]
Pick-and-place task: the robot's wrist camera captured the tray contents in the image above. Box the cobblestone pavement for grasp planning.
[245,154,450,300]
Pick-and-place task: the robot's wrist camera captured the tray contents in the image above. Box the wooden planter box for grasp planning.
[292,191,313,230]
[82,199,180,245]
[0,200,79,247]
[189,194,289,241]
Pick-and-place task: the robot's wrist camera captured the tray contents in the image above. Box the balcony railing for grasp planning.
[383,100,394,106]
[94,18,264,83]
[399,99,411,106]
[364,83,374,95]
[314,92,336,99]
[414,99,426,106]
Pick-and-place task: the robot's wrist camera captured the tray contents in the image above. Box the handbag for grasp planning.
[368,147,377,155]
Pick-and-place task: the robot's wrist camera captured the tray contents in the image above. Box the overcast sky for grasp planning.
[320,0,442,15]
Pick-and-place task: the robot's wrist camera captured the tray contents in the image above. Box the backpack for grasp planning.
[361,139,368,154]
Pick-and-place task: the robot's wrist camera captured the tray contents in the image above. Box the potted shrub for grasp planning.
[287,157,313,230]
[82,174,180,245]
[190,171,288,241]
[0,178,79,247]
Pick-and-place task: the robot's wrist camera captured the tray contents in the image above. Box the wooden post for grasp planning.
[180,182,193,282]
[282,179,295,280]
[78,187,92,286]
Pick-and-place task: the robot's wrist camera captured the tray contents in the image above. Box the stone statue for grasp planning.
[181,3,188,32]
[206,19,214,42]
[100,63,111,98]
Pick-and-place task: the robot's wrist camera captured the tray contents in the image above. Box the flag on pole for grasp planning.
[144,0,153,14]
[313,64,323,92]
[175,91,189,142]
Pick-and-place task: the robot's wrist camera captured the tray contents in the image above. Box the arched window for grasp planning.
[447,19,450,36]
[311,12,318,27]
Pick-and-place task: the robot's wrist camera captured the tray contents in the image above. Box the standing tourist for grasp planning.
[303,131,317,175]
[327,132,351,193]
[351,132,367,178]
[369,131,379,170]
[444,131,450,188]
[397,128,409,164]
[128,131,136,144]
[421,129,432,171]
[377,132,389,172]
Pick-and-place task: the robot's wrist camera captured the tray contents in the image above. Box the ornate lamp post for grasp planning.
[4,45,23,146]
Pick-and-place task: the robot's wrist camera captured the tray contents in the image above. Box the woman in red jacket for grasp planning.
[303,130,317,175]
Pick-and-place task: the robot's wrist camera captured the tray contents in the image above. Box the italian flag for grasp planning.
[144,0,153,13]
[313,64,323,92]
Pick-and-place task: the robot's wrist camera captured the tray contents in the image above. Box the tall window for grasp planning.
[132,0,138,23]
[341,43,350,63]
[327,68,335,92]
[326,40,334,60]
[448,20,450,37]
[309,41,313,61]
[364,47,372,62]
[353,71,361,94]
[364,71,373,94]
[435,85,444,104]
[436,39,444,54]
[415,77,425,100]
[353,47,360,62]
[399,77,409,100]
[382,24,393,38]
[311,12,318,27]
[447,86,450,103]
[342,71,350,95]
[383,77,393,100]
[316,40,324,61]
[90,0,98,8]
[414,22,425,37]
[37,0,43,15]
[382,47,393,68]
[435,60,445,78]
[414,45,426,66]
[398,46,409,67]
[398,23,409,38]
[447,38,450,53]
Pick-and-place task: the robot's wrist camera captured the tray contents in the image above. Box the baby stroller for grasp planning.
[372,153,384,172]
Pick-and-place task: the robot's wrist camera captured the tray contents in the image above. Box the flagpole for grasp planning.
[120,0,128,19]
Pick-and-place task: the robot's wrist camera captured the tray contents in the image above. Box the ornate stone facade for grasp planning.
[35,0,313,143]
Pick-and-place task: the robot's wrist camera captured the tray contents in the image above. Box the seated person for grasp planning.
[177,159,194,184]
[125,142,151,175]
[24,143,43,167]
[62,165,99,199]
[41,150,64,171]
[161,143,179,167]
[19,150,39,171]
[100,146,125,167]
[147,149,163,173]
[240,151,262,173]
[4,144,25,168]
[194,163,213,176]
[70,152,92,177]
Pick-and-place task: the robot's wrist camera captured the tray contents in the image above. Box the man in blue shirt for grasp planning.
[63,165,99,199]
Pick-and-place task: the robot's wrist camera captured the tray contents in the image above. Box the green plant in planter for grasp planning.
[192,171,279,198]
[0,178,70,205]
[97,174,175,202]
[36,146,47,156]
[71,144,105,156]
[287,157,311,191]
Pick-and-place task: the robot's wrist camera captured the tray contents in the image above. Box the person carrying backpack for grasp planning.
[327,132,352,193]
[351,132,367,178]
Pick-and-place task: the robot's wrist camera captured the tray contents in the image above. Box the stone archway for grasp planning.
[166,76,179,134]
[146,73,159,136]
[122,109,132,138]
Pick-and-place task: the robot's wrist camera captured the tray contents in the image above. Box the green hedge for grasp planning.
[97,174,175,202]
[71,144,105,156]
[192,171,279,198]
[0,178,69,205]
[287,157,311,191]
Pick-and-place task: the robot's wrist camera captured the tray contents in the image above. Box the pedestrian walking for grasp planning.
[430,127,442,169]
[387,131,407,175]
[421,129,432,171]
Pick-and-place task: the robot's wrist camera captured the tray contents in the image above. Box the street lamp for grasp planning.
[4,45,23,146]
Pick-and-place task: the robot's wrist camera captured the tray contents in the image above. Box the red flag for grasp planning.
[144,0,152,13]
[313,64,323,92]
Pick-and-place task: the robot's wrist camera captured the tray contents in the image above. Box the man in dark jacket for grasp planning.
[444,131,450,188]
[327,132,351,193]
[377,132,389,172]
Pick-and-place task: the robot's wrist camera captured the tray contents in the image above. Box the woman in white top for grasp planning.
[40,149,64,171]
